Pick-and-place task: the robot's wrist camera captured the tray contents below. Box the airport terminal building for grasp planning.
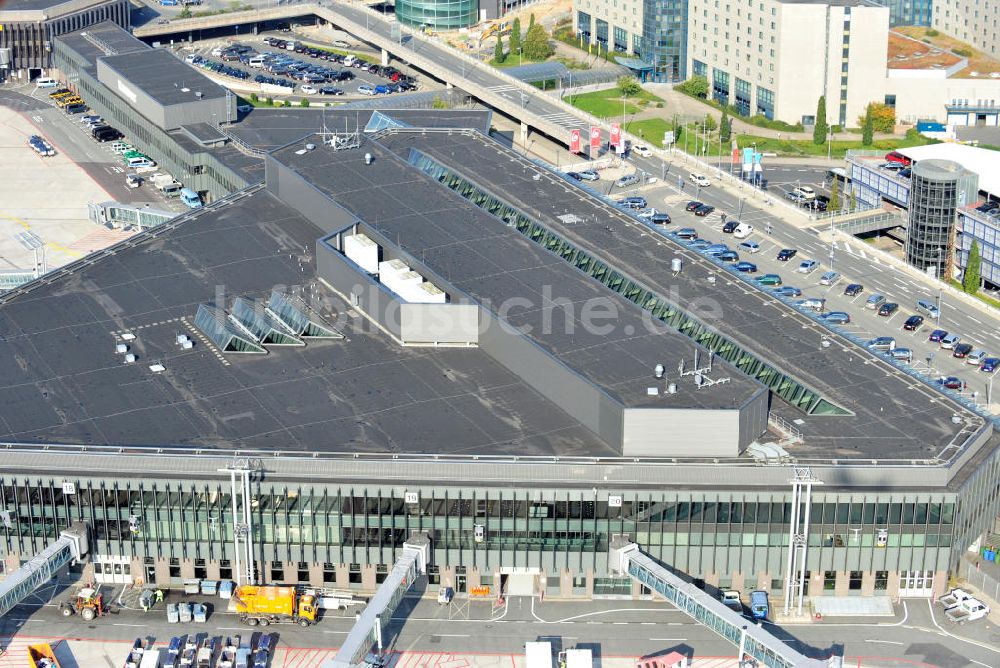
[2,69,1000,604]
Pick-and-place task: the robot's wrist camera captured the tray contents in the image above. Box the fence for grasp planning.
[963,560,1000,603]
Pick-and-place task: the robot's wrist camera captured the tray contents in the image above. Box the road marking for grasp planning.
[112,623,147,627]
[864,639,904,645]
[969,316,983,325]
[432,634,470,637]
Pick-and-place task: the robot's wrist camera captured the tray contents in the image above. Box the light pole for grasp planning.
[827,124,833,161]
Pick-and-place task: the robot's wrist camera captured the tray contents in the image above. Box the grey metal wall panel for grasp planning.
[316,238,402,339]
[399,303,479,344]
[266,155,356,233]
[477,308,622,450]
[738,389,769,451]
[622,408,740,457]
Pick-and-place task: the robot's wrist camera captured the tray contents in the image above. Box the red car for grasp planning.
[885,151,911,166]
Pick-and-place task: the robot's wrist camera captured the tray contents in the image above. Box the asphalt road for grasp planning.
[4,586,1000,667]
[599,154,1000,409]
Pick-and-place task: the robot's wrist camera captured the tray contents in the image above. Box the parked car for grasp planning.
[675,228,698,240]
[819,271,840,286]
[797,259,819,274]
[717,250,739,262]
[792,185,816,200]
[685,200,704,212]
[928,329,948,343]
[650,212,672,225]
[300,84,317,94]
[877,302,898,317]
[916,298,940,319]
[565,171,582,181]
[865,294,886,310]
[734,261,757,273]
[694,204,715,217]
[903,315,924,331]
[357,84,377,95]
[980,358,1000,373]
[867,336,896,351]
[687,239,712,250]
[689,173,711,187]
[618,196,647,209]
[773,286,802,297]
[616,173,640,188]
[739,240,761,254]
[823,311,851,324]
[890,347,913,362]
[795,297,826,312]
[722,220,738,233]
[577,170,599,181]
[967,350,988,366]
[938,376,965,390]
[702,243,730,257]
[632,145,652,157]
[844,283,864,297]
[785,191,809,204]
[940,333,961,349]
[953,343,974,358]
[755,273,783,286]
[777,248,797,261]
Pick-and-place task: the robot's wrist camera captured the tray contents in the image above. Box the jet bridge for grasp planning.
[0,523,89,619]
[611,539,840,668]
[324,534,430,668]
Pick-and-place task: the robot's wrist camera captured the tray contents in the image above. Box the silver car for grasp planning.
[890,347,913,362]
[940,333,961,349]
[819,271,840,286]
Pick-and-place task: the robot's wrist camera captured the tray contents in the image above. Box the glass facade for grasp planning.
[642,0,688,82]
[712,68,730,106]
[872,0,933,27]
[595,19,609,49]
[957,209,1000,286]
[692,59,707,78]
[577,11,592,41]
[734,78,752,117]
[906,160,960,276]
[756,87,775,120]
[613,26,628,54]
[395,0,477,30]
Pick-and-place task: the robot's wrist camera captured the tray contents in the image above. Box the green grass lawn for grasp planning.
[623,118,673,143]
[565,86,664,118]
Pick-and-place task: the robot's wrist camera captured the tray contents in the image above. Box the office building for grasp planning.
[395,0,479,29]
[0,0,129,79]
[1,101,999,605]
[933,0,1000,60]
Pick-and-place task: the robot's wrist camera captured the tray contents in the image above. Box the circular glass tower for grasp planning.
[396,0,478,30]
[906,159,961,278]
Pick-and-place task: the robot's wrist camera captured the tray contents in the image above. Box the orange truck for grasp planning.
[232,585,318,627]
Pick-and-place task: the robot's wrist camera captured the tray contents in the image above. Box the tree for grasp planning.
[494,35,506,63]
[522,23,553,61]
[829,177,841,211]
[432,96,450,109]
[618,75,641,98]
[529,13,536,29]
[179,6,192,18]
[862,106,874,146]
[676,76,709,99]
[249,92,258,103]
[300,98,310,107]
[813,96,827,145]
[867,102,896,133]
[849,189,857,212]
[703,113,717,132]
[964,240,982,294]
[720,108,731,143]
[510,17,522,56]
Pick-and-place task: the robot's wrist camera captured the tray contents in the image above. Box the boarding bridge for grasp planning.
[611,539,839,668]
[0,523,89,619]
[324,534,431,668]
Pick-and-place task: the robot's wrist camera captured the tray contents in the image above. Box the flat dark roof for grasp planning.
[269,129,985,463]
[100,49,229,106]
[0,190,610,456]
[0,0,110,12]
[269,137,764,411]
[55,21,148,65]
[227,108,493,152]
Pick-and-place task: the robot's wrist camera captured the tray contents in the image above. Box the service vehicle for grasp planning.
[232,585,318,627]
[750,591,769,620]
[59,587,110,621]
[945,598,990,624]
[939,588,975,608]
[28,643,61,668]
[720,590,742,613]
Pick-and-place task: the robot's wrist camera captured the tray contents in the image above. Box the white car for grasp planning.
[689,173,711,187]
[793,185,817,201]
[300,85,317,95]
[633,145,652,157]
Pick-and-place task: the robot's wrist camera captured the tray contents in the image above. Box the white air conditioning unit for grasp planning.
[474,524,485,543]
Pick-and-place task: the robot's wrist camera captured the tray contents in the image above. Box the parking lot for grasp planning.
[180,34,429,102]
[575,163,999,402]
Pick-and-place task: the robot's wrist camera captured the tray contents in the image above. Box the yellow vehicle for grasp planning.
[56,96,83,108]
[478,20,510,46]
[50,90,73,99]
[27,642,61,668]
[232,585,317,627]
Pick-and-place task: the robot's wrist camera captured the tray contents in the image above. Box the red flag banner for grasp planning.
[610,123,621,147]
[590,126,601,153]
[570,129,581,153]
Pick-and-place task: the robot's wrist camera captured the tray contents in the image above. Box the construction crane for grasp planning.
[0,523,89,621]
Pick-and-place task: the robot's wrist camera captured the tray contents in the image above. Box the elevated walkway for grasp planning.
[325,534,430,668]
[610,539,840,668]
[0,524,88,619]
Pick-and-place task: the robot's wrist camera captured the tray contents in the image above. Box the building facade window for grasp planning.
[596,19,609,48]
[693,59,708,77]
[756,86,774,119]
[614,26,628,53]
[712,68,730,105]
[578,11,593,40]
[642,0,688,82]
[734,77,751,116]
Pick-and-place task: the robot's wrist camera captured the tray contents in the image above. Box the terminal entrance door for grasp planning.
[93,555,132,584]
[898,570,934,597]
[500,567,539,596]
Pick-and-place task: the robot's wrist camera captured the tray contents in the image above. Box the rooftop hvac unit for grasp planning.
[149,363,166,373]
[121,332,136,341]
[365,153,373,165]
[667,382,677,394]
[124,353,136,364]
[116,343,128,354]
[176,334,190,345]
[181,340,194,349]
[654,363,664,379]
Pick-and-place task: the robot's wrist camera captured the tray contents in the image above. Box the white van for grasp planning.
[248,55,266,68]
[733,223,754,239]
[35,77,59,88]
[127,156,156,169]
[342,54,358,67]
